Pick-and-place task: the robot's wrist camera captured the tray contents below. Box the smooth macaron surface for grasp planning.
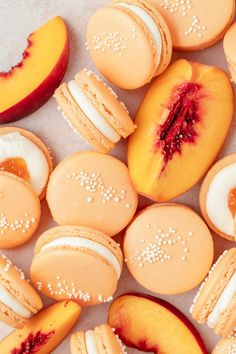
[55,70,135,153]
[0,172,41,248]
[124,203,214,295]
[224,22,236,64]
[191,248,236,337]
[150,0,235,50]
[87,0,171,89]
[0,255,42,328]
[200,154,236,241]
[0,126,53,199]
[46,151,138,236]
[30,226,123,306]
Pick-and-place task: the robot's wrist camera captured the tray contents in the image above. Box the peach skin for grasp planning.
[128,59,234,202]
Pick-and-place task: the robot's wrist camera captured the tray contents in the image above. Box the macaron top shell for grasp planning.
[87,0,171,89]
[150,0,235,50]
[213,335,236,354]
[124,203,214,295]
[46,151,138,236]
[224,22,236,64]
[30,226,123,306]
[0,172,41,248]
[0,126,53,199]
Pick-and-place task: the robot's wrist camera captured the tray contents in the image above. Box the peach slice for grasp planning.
[128,59,234,202]
[108,294,207,354]
[0,16,69,123]
[0,301,81,353]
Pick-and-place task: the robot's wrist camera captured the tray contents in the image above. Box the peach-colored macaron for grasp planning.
[0,172,41,248]
[213,334,236,354]
[150,0,235,50]
[87,0,172,89]
[55,69,135,153]
[200,154,236,241]
[46,151,138,236]
[0,126,53,200]
[191,248,236,338]
[124,203,214,295]
[30,226,123,306]
[71,324,126,354]
[224,22,236,85]
[0,255,42,328]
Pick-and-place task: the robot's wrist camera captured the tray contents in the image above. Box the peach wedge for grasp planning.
[0,16,69,123]
[128,59,234,201]
[108,294,208,354]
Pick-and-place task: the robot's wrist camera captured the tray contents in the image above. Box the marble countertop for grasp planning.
[0,1,235,353]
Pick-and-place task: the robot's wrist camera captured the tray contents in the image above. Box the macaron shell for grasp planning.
[224,22,236,64]
[0,301,26,329]
[0,126,53,200]
[87,5,157,89]
[70,332,87,354]
[213,336,236,354]
[124,203,214,295]
[55,83,114,153]
[150,0,235,50]
[214,293,236,337]
[191,249,236,324]
[200,154,236,241]
[0,255,42,314]
[94,324,122,354]
[0,172,41,248]
[75,70,135,138]
[46,151,138,236]
[30,226,123,306]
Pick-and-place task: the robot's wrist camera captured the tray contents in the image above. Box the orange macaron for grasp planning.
[200,155,236,241]
[0,172,41,248]
[150,0,235,50]
[87,0,172,89]
[0,255,42,328]
[124,203,214,295]
[46,151,138,236]
[191,248,236,338]
[70,324,126,354]
[30,226,123,306]
[0,126,53,200]
[55,69,135,153]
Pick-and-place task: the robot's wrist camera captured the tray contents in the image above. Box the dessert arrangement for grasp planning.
[0,0,236,353]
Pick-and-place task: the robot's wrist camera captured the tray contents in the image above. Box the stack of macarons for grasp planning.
[55,69,135,153]
[191,248,236,337]
[224,22,236,84]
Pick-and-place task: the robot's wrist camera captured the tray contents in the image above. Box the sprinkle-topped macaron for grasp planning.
[191,248,236,338]
[46,151,138,236]
[0,255,42,328]
[70,324,127,354]
[200,155,236,241]
[150,0,235,50]
[87,0,172,89]
[55,69,135,153]
[213,333,236,354]
[0,127,53,199]
[0,172,41,248]
[124,203,214,295]
[30,226,123,306]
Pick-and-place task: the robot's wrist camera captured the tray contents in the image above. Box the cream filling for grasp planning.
[207,272,236,328]
[0,282,31,319]
[0,132,49,195]
[41,236,121,278]
[206,163,236,236]
[85,330,98,354]
[118,3,162,67]
[68,80,120,143]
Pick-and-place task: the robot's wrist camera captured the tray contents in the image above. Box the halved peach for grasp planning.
[0,16,69,123]
[128,59,234,201]
[0,301,81,353]
[108,293,208,354]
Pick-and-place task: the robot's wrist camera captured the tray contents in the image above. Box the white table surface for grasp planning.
[0,1,235,353]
